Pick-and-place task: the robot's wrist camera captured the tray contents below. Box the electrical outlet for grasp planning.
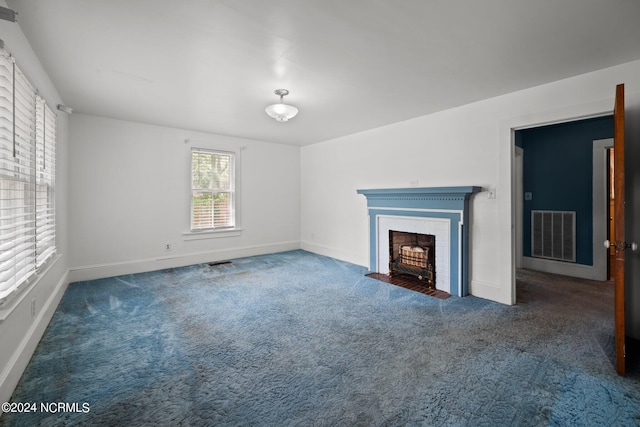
[164,243,172,252]
[31,299,36,317]
[487,190,496,199]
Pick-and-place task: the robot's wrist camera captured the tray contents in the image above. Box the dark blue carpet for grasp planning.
[3,250,639,426]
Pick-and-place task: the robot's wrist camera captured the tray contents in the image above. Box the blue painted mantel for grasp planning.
[357,186,481,297]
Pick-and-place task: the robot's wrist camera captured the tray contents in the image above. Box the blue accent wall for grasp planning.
[517,116,613,266]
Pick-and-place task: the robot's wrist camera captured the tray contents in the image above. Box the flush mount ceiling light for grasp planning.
[265,89,298,122]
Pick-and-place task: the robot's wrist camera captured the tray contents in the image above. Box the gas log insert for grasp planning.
[389,230,435,287]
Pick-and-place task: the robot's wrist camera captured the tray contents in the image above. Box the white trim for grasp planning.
[592,138,613,281]
[522,256,603,280]
[367,207,465,223]
[514,146,524,269]
[0,269,69,404]
[300,241,365,267]
[183,228,243,240]
[470,279,503,303]
[458,220,463,296]
[68,241,300,283]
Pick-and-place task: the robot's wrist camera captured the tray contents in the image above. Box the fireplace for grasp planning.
[376,215,449,291]
[389,230,435,286]
[357,186,481,297]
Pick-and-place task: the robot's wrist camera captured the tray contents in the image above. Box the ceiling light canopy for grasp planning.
[265,89,298,122]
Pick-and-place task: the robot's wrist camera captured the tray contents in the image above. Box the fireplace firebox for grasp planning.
[388,230,435,287]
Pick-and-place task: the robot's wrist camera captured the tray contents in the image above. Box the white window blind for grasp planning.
[191,149,235,231]
[35,97,55,267]
[0,52,14,298]
[0,47,57,303]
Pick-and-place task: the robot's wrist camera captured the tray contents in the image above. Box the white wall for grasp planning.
[301,59,640,329]
[68,115,300,280]
[0,2,70,403]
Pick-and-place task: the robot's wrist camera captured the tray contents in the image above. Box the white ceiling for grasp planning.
[7,0,640,146]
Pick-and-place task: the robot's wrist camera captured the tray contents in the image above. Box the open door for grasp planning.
[611,83,626,375]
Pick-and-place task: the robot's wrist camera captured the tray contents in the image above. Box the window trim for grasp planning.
[187,142,241,237]
[0,46,57,306]
[182,227,243,240]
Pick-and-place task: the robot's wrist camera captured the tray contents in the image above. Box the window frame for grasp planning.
[189,147,237,233]
[0,47,57,307]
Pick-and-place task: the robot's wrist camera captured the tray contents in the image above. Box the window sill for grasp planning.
[183,228,243,241]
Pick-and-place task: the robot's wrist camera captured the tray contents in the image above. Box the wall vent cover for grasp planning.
[531,210,576,262]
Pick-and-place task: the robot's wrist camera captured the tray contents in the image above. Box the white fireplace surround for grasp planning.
[377,215,451,293]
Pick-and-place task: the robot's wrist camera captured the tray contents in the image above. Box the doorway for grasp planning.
[506,87,629,376]
[513,116,614,284]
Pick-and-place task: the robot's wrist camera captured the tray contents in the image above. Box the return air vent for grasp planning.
[531,210,576,262]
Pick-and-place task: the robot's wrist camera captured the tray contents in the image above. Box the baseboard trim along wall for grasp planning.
[0,271,69,405]
[470,279,510,305]
[521,256,601,281]
[68,241,300,283]
[300,241,367,268]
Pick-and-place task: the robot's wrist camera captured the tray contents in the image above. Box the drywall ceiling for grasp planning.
[6,0,640,146]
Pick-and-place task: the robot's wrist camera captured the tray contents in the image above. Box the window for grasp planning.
[191,149,235,231]
[0,48,57,304]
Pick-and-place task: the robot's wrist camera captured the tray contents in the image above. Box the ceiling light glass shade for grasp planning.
[265,89,298,122]
[265,103,299,122]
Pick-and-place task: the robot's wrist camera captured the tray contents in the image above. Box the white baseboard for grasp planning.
[521,256,604,281]
[470,279,512,305]
[0,270,69,405]
[69,241,301,283]
[300,241,367,268]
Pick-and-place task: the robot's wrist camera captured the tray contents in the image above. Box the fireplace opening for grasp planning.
[389,230,435,287]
